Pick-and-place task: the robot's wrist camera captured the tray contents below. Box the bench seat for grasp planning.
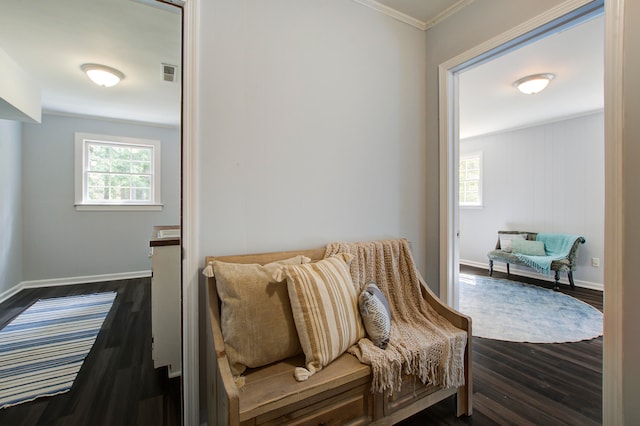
[239,353,371,424]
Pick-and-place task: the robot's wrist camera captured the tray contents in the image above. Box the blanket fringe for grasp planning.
[326,239,467,395]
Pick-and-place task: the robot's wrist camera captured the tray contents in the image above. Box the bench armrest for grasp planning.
[416,271,473,415]
[206,270,240,426]
[566,236,586,266]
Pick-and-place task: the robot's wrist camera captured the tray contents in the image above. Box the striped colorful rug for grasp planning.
[0,291,117,409]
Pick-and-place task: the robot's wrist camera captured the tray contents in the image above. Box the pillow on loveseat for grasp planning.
[213,255,310,376]
[512,239,546,256]
[274,253,365,381]
[499,233,527,253]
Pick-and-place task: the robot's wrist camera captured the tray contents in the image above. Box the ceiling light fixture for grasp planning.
[513,73,555,95]
[81,63,125,87]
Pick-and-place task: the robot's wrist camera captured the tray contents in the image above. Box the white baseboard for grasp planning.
[460,259,604,291]
[0,285,24,306]
[459,259,491,270]
[0,270,151,304]
[168,369,182,379]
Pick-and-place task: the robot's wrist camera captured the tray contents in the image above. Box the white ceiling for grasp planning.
[459,15,604,139]
[0,0,181,126]
[0,1,603,136]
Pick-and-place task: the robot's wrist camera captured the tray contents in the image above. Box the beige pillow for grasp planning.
[499,233,527,253]
[213,255,310,375]
[274,253,365,381]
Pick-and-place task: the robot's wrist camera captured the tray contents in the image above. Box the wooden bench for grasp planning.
[206,246,472,425]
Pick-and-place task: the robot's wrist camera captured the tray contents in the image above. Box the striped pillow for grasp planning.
[275,253,365,381]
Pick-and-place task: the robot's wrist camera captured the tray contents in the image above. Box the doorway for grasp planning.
[438,0,604,308]
[457,15,604,295]
[437,0,626,422]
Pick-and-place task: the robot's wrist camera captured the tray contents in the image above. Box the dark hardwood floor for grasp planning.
[1,268,601,425]
[0,278,181,426]
[400,266,603,426]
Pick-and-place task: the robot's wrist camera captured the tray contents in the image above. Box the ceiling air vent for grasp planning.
[162,63,178,83]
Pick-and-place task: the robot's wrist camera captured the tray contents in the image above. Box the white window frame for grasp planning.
[459,151,483,208]
[74,132,163,211]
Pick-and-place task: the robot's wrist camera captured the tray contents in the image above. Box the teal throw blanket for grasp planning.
[514,233,584,274]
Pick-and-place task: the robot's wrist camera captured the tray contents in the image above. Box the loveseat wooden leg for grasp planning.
[489,260,494,276]
[553,270,560,291]
[568,271,576,289]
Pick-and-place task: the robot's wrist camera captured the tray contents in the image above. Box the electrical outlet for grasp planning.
[592,257,600,267]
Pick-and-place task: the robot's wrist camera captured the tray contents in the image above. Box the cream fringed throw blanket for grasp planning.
[324,239,467,395]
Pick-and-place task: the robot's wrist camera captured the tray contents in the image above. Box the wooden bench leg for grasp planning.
[568,271,576,289]
[489,260,494,276]
[553,270,560,291]
[506,263,510,277]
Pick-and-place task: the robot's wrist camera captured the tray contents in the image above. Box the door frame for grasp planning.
[181,0,200,425]
[437,0,622,423]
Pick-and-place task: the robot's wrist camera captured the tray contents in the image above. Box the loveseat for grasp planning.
[487,231,586,291]
[205,240,472,425]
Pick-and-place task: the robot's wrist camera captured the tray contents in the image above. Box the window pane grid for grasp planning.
[459,153,482,206]
[85,141,153,203]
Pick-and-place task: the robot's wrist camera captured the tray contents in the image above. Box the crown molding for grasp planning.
[460,108,604,140]
[352,0,474,31]
[425,0,475,30]
[352,0,426,30]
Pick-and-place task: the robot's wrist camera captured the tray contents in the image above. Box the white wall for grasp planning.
[459,112,604,287]
[194,3,426,413]
[196,0,427,270]
[0,119,22,294]
[21,113,180,281]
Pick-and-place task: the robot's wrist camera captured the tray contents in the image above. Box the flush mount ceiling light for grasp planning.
[513,73,555,95]
[81,63,125,87]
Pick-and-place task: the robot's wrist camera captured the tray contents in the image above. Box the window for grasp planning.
[459,152,482,207]
[75,133,162,211]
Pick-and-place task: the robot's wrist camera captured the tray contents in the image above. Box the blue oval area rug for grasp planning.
[458,274,603,343]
